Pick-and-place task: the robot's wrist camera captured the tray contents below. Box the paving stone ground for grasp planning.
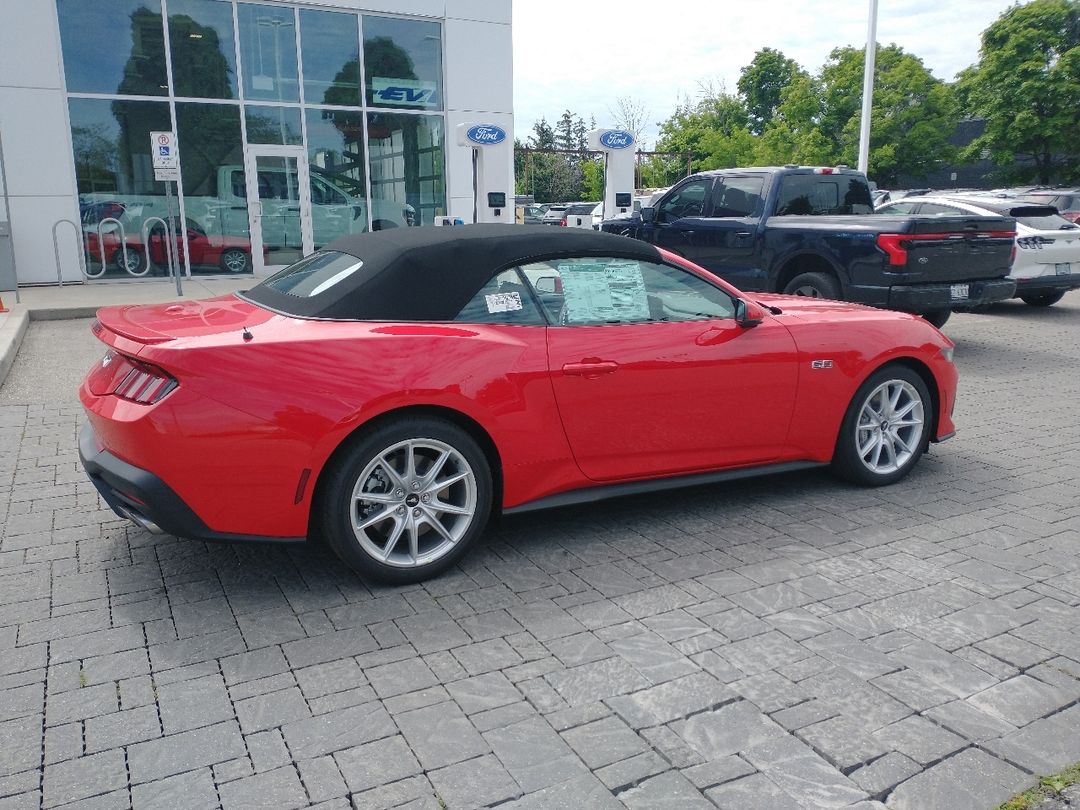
[1,299,1079,810]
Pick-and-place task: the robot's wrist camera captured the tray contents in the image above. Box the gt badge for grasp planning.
[811,359,834,369]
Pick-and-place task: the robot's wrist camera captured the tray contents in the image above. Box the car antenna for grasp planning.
[242,325,253,342]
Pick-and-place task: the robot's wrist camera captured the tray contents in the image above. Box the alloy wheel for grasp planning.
[350,438,477,568]
[854,380,925,475]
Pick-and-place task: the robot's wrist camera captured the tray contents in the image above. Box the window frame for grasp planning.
[514,255,739,328]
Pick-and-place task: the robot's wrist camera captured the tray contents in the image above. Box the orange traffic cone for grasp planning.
[0,294,6,313]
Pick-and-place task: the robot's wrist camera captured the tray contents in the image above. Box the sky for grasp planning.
[512,0,1022,147]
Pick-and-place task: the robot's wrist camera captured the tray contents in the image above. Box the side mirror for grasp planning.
[640,206,655,223]
[735,299,765,328]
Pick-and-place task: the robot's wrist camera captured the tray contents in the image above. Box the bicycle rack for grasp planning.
[141,216,183,296]
[97,217,150,277]
[51,219,90,285]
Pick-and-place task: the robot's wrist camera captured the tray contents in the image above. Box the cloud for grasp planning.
[512,0,1018,146]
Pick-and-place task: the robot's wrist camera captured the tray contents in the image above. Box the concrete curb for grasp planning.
[0,308,30,389]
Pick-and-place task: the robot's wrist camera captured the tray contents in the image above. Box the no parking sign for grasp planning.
[151,131,179,181]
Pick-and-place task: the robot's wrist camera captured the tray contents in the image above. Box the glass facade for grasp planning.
[57,0,447,280]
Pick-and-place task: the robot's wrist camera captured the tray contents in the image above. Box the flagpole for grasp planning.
[857,0,879,175]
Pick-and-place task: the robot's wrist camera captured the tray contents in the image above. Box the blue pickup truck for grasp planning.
[601,166,1017,328]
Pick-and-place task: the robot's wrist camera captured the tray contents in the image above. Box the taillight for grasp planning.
[876,230,1017,267]
[559,219,567,226]
[108,353,177,404]
[876,234,909,266]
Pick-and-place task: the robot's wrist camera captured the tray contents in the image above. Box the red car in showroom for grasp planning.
[79,226,957,583]
[84,217,261,275]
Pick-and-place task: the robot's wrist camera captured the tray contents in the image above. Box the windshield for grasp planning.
[259,251,364,298]
[1017,212,1080,231]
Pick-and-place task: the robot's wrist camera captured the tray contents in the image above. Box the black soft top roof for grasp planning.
[243,224,661,321]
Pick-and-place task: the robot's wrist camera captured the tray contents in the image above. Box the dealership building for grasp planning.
[0,0,513,285]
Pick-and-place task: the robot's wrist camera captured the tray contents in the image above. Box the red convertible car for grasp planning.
[79,226,957,583]
[84,218,261,275]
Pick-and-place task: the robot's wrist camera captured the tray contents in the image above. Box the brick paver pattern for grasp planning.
[1,301,1079,810]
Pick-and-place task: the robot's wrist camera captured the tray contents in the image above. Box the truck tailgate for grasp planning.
[874,215,1016,283]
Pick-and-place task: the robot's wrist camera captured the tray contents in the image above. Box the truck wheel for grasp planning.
[783,272,839,300]
[922,309,951,329]
[1020,291,1065,307]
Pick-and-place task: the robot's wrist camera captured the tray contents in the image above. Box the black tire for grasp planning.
[922,309,951,329]
[831,364,932,487]
[319,417,493,584]
[1020,291,1065,307]
[219,248,252,274]
[112,248,147,276]
[782,271,840,300]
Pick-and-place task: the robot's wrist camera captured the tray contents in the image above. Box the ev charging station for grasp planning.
[589,128,636,221]
[455,123,512,224]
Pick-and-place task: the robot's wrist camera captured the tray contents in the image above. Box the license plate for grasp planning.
[1056,262,1071,275]
[950,284,969,300]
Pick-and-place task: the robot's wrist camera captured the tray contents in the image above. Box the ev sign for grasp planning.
[370,78,438,107]
[150,131,179,181]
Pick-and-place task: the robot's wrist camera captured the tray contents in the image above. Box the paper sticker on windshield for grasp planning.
[485,292,523,313]
[559,261,649,323]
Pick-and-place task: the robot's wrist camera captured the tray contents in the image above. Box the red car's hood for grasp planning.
[753,293,888,319]
[96,295,274,343]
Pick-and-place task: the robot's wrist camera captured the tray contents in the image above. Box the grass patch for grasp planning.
[997,762,1080,810]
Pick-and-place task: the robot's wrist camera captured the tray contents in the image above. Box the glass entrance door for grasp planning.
[244,145,314,275]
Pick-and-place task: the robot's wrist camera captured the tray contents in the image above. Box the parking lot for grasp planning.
[2,299,1079,810]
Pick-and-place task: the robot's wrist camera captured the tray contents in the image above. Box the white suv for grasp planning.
[878,195,1080,307]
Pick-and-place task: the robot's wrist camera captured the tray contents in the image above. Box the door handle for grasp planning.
[695,327,731,346]
[562,360,619,377]
[735,231,752,238]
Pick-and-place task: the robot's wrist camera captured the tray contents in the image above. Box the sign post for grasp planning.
[588,129,636,222]
[150,131,183,295]
[455,123,512,224]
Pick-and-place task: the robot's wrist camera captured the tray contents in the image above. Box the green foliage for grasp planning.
[959,0,1080,183]
[817,45,959,185]
[995,760,1080,809]
[738,48,807,134]
[654,89,750,173]
[517,115,590,202]
[582,158,605,201]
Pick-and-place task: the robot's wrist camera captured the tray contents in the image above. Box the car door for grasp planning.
[681,174,768,289]
[649,178,715,265]
[521,255,800,481]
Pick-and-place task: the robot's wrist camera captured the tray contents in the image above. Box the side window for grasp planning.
[917,203,963,215]
[657,179,712,222]
[710,176,765,217]
[519,257,736,326]
[776,174,874,215]
[453,269,545,325]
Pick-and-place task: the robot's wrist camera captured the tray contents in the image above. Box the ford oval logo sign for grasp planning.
[599,130,634,149]
[466,125,507,146]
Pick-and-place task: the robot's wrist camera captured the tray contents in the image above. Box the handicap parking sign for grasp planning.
[151,131,178,169]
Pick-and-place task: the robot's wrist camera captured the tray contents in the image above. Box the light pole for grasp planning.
[857,0,879,176]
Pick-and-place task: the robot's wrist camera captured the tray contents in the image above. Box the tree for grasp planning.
[737,48,806,135]
[609,96,649,147]
[958,0,1080,183]
[654,87,750,173]
[817,44,959,185]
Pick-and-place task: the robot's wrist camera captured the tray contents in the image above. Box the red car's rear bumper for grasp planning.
[79,423,305,544]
